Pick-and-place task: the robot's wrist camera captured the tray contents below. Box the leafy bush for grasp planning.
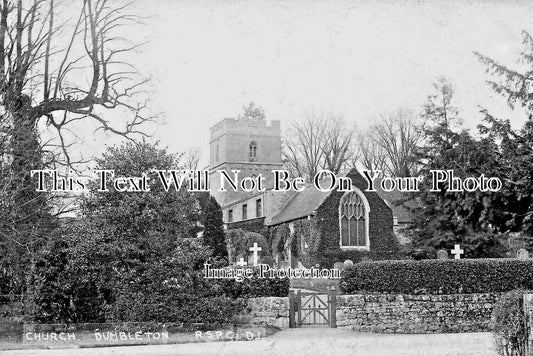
[107,293,245,326]
[27,221,113,323]
[341,259,533,294]
[29,221,287,325]
[28,143,283,327]
[212,269,290,298]
[225,228,271,261]
[492,290,529,356]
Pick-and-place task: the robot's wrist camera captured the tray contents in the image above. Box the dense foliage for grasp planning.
[198,193,228,260]
[212,269,290,299]
[0,0,150,300]
[341,259,533,295]
[407,73,533,258]
[226,228,271,261]
[28,142,242,325]
[492,289,529,356]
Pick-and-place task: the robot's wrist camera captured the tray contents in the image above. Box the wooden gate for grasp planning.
[289,290,337,328]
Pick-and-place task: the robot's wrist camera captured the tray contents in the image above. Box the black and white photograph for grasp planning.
[2,0,533,355]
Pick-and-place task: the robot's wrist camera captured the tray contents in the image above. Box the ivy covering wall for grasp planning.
[226,171,404,267]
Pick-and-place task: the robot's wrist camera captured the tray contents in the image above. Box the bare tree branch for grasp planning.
[370,108,423,177]
[283,111,357,179]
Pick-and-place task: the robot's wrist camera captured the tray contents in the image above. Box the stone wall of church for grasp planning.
[232,297,290,329]
[224,170,404,268]
[268,190,404,269]
[337,293,500,333]
[226,217,268,238]
[315,190,400,267]
[305,170,403,267]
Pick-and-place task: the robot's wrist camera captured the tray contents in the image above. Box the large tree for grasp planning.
[197,193,228,261]
[355,130,386,174]
[0,0,153,168]
[29,142,212,323]
[408,78,507,258]
[81,141,199,240]
[475,31,533,112]
[370,108,423,177]
[474,31,533,235]
[283,111,357,179]
[0,0,152,295]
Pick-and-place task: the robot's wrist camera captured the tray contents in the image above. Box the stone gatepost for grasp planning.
[328,287,338,328]
[289,291,296,328]
[524,293,533,355]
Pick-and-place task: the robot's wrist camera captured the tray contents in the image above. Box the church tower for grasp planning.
[209,117,282,207]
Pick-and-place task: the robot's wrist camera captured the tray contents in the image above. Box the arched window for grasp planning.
[249,141,257,161]
[339,189,369,249]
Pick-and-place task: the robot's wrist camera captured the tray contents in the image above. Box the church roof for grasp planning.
[267,171,416,226]
[268,176,334,226]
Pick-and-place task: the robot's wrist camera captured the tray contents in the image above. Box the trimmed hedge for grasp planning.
[341,259,533,294]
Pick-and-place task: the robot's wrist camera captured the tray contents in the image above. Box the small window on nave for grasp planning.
[242,204,248,220]
[256,198,262,217]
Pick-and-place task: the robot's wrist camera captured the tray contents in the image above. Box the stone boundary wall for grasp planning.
[233,297,289,329]
[337,293,501,333]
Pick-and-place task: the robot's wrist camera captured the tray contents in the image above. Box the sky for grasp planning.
[66,0,533,168]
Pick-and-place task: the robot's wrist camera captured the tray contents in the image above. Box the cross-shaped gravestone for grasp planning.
[236,257,248,267]
[450,244,464,259]
[249,242,262,266]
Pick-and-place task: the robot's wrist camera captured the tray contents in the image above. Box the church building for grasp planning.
[209,116,402,268]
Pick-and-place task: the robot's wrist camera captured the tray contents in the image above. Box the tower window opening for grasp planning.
[249,141,257,162]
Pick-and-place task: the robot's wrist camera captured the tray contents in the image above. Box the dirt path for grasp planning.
[1,328,497,356]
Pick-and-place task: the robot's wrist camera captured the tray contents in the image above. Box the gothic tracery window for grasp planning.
[339,191,368,248]
[249,141,257,161]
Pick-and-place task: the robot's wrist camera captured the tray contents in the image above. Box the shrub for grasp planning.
[226,229,271,261]
[212,269,290,299]
[492,289,529,356]
[107,294,245,326]
[27,222,111,323]
[341,259,533,294]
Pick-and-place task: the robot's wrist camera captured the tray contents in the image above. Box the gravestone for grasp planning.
[517,248,530,260]
[344,259,354,267]
[450,244,464,259]
[236,257,248,266]
[249,242,262,266]
[508,232,526,251]
[333,262,345,271]
[437,250,449,260]
[236,253,246,265]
